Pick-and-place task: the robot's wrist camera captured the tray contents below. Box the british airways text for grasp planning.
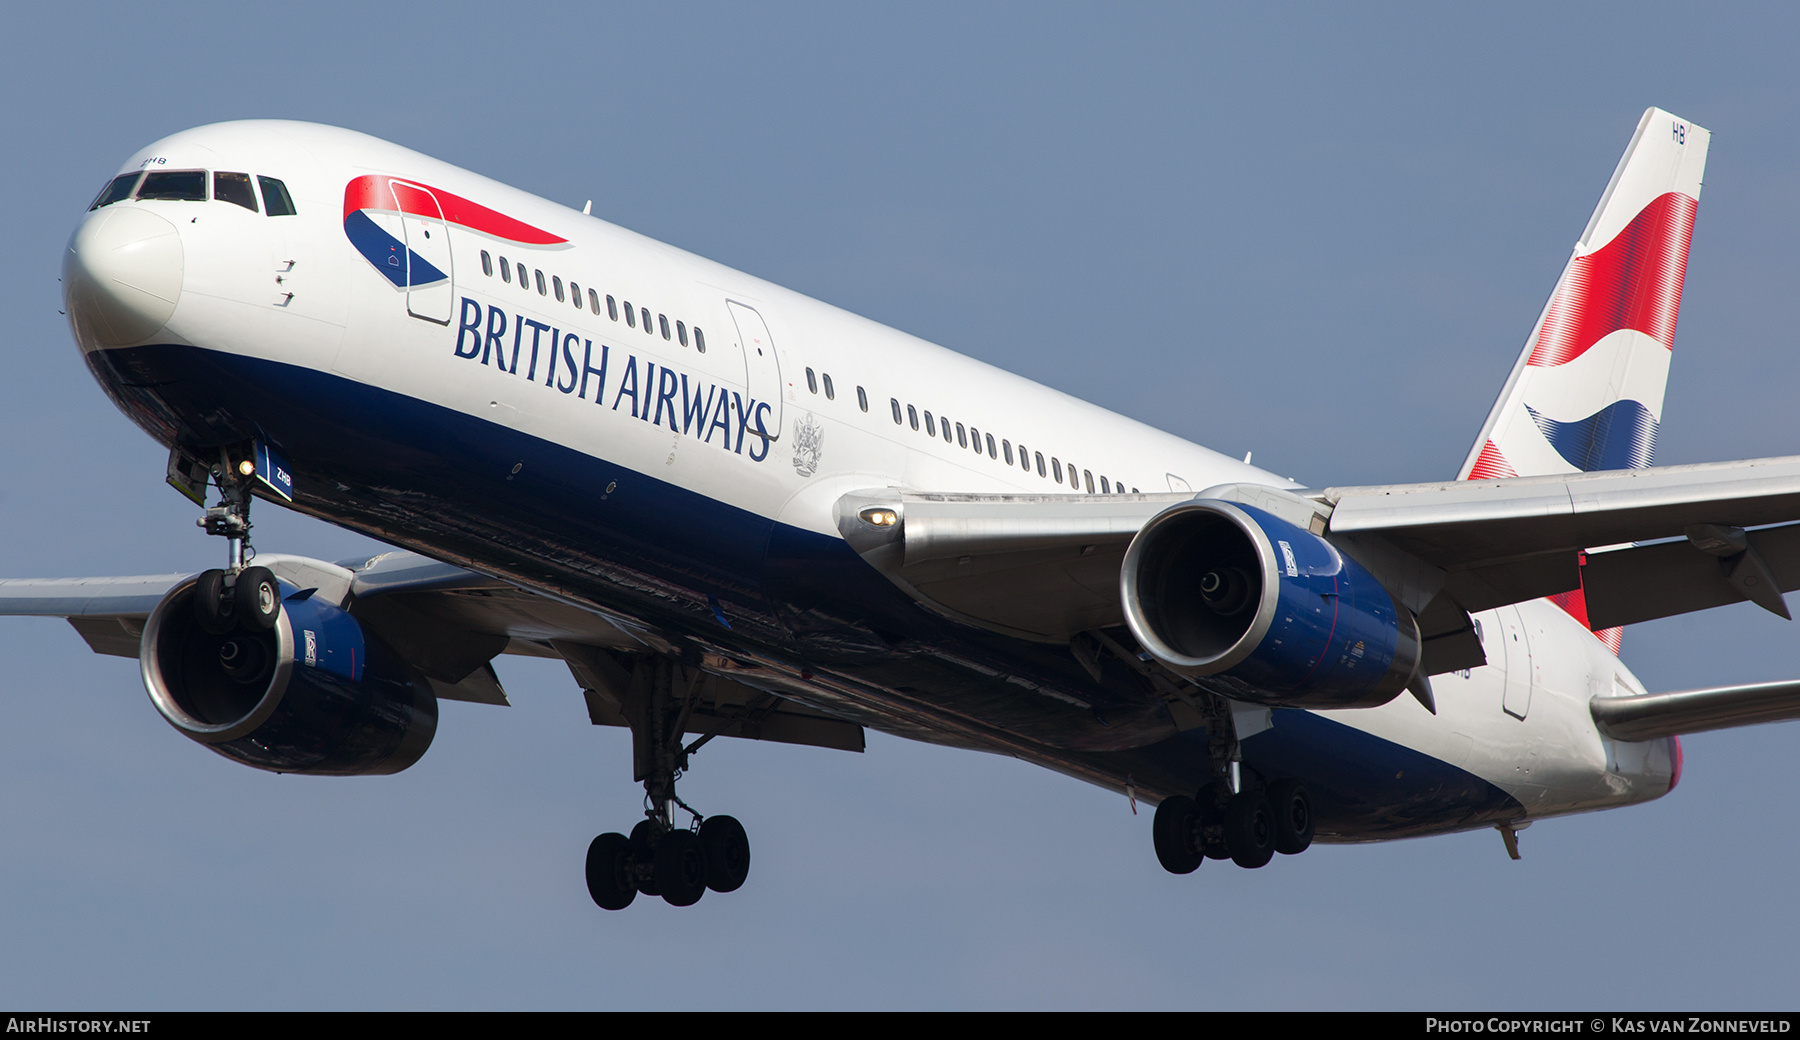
[454,298,773,461]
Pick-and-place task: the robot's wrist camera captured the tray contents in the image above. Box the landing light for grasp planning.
[859,507,899,528]
[237,459,255,477]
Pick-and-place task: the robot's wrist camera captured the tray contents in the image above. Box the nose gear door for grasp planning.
[390,180,453,325]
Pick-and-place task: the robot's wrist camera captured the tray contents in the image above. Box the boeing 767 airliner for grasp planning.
[15,107,1800,909]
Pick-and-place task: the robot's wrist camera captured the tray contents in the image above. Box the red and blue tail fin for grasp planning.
[1458,108,1710,651]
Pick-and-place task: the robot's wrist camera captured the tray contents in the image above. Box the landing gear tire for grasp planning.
[698,815,751,893]
[585,832,637,910]
[1224,791,1276,869]
[193,569,236,635]
[1152,795,1203,874]
[235,565,281,632]
[629,820,662,897]
[1267,778,1314,855]
[655,830,708,907]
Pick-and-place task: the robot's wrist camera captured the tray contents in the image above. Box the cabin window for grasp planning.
[1003,440,1013,465]
[214,172,258,212]
[1084,470,1094,493]
[257,176,296,216]
[891,398,902,423]
[138,170,207,201]
[955,423,967,449]
[641,307,652,333]
[805,368,818,394]
[1037,453,1047,478]
[624,302,636,327]
[499,257,512,283]
[480,251,494,277]
[694,327,706,353]
[553,276,565,302]
[967,426,979,452]
[535,270,547,295]
[89,172,142,211]
[589,288,601,315]
[907,404,919,430]
[986,434,996,458]
[677,320,688,346]
[858,386,869,412]
[923,411,936,437]
[607,295,618,320]
[1100,476,1110,494]
[1051,458,1063,483]
[659,314,671,340]
[942,420,953,443]
[822,374,834,400]
[570,282,582,307]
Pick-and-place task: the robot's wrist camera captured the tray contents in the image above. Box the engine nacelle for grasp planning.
[140,576,437,775]
[1121,499,1420,709]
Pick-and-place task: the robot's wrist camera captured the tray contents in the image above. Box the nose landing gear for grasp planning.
[181,445,284,637]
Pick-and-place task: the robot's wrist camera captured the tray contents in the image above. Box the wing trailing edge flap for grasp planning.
[1322,454,1800,638]
[1592,679,1800,741]
[553,640,865,754]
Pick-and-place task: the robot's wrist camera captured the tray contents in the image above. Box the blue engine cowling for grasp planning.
[1121,499,1421,709]
[140,575,437,775]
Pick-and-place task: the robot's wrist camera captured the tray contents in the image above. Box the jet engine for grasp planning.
[1121,499,1420,709]
[140,575,437,775]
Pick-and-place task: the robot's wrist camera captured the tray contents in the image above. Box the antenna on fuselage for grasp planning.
[582,200,592,215]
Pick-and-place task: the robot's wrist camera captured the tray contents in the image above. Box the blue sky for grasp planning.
[2,3,1798,1009]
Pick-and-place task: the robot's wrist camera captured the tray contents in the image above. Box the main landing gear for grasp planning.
[1152,776,1314,873]
[186,447,283,637]
[583,655,752,910]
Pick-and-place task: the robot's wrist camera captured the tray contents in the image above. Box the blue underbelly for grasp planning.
[85,342,1520,840]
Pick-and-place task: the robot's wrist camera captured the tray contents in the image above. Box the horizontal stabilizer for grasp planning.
[1591,679,1800,741]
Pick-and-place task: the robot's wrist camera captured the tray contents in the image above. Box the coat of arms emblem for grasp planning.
[791,413,823,477]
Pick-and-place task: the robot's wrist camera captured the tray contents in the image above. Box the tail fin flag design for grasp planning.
[1458,108,1710,651]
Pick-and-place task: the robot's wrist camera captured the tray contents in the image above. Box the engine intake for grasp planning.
[1121,499,1420,709]
[141,576,437,775]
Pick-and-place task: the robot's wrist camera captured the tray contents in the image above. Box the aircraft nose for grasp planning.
[63,206,184,348]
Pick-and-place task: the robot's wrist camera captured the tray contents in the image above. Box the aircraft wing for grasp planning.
[838,454,1800,672]
[0,551,864,752]
[1319,454,1800,615]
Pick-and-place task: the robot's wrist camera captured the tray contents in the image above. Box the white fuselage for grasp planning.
[68,120,1678,838]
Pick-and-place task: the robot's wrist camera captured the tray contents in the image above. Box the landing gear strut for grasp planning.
[184,446,283,637]
[1149,686,1313,873]
[584,655,752,910]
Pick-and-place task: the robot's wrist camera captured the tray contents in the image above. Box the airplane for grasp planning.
[18,106,1800,910]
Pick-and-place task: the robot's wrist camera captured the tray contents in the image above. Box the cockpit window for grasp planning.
[137,170,208,201]
[89,172,142,211]
[214,172,258,212]
[258,176,296,217]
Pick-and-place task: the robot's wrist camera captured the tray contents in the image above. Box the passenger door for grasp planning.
[726,300,784,442]
[390,180,453,325]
